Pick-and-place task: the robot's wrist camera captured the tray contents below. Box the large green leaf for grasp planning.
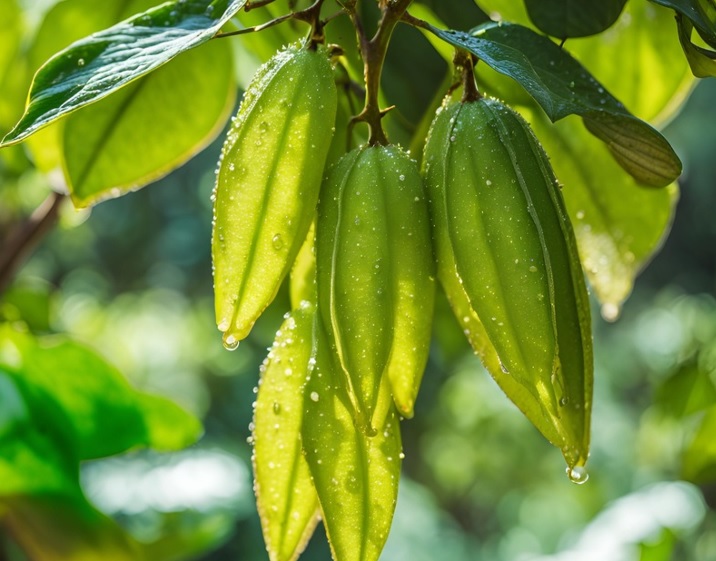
[421,21,682,186]
[302,320,401,561]
[524,0,627,38]
[21,0,161,171]
[525,109,678,316]
[0,326,202,460]
[253,306,320,561]
[1,0,246,145]
[63,37,235,207]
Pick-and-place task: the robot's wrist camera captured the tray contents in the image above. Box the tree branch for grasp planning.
[0,191,65,295]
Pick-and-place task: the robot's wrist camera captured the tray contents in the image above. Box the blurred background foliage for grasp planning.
[2,0,716,560]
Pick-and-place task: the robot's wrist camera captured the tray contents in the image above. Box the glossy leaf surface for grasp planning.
[424,21,682,186]
[1,0,247,145]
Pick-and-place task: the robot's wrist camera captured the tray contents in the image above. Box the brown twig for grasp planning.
[0,191,64,295]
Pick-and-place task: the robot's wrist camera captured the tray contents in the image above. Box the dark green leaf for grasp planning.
[1,0,246,145]
[63,38,235,207]
[524,0,627,38]
[423,21,682,186]
[682,405,716,483]
[0,369,79,498]
[302,319,401,561]
[565,1,693,125]
[0,326,202,460]
[650,0,716,47]
[677,14,716,77]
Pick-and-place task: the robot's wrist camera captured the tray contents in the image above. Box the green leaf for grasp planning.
[21,0,161,171]
[677,14,716,77]
[254,306,320,561]
[650,0,716,47]
[0,0,26,132]
[63,37,235,207]
[302,319,401,561]
[1,0,247,145]
[524,108,678,314]
[0,369,79,498]
[423,21,682,186]
[0,326,202,460]
[682,405,716,483]
[655,363,716,418]
[524,0,627,38]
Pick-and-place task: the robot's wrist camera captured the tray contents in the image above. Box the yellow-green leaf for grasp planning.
[63,38,235,207]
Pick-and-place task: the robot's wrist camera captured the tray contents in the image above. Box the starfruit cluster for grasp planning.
[212,38,592,561]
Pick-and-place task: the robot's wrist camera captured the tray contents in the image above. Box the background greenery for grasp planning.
[2,0,716,560]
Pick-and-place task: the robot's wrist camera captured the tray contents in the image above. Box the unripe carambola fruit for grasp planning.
[213,42,337,349]
[316,145,435,430]
[423,97,593,472]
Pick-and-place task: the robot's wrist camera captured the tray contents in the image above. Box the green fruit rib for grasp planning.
[423,97,593,470]
[212,43,337,348]
[316,145,435,429]
[253,305,320,561]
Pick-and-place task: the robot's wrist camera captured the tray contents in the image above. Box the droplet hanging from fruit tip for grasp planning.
[566,465,589,485]
[222,332,240,351]
[601,302,621,322]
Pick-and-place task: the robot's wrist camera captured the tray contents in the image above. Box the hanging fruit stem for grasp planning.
[347,0,414,146]
[454,49,481,103]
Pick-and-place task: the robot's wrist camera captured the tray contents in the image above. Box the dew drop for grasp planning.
[222,333,240,351]
[272,234,284,250]
[77,58,85,67]
[529,265,538,273]
[600,302,621,322]
[566,465,589,485]
[273,402,281,414]
[310,391,319,402]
